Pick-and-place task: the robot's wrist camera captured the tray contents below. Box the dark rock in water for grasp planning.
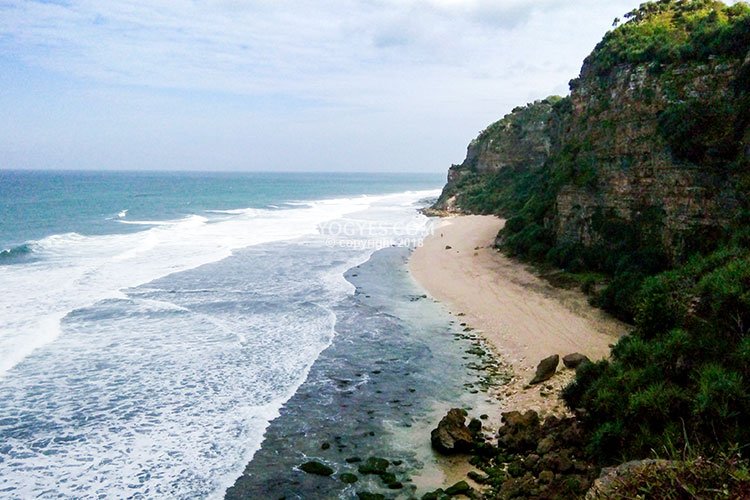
[346,456,363,463]
[358,457,390,475]
[498,410,541,452]
[445,245,452,249]
[421,489,446,500]
[357,493,388,500]
[339,473,358,484]
[299,461,334,476]
[562,353,591,369]
[379,472,397,485]
[321,442,331,450]
[430,408,474,454]
[530,355,559,384]
[444,480,472,496]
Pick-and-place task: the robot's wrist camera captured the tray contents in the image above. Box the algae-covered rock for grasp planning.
[444,480,472,496]
[339,473,358,484]
[357,493,388,500]
[299,461,334,476]
[358,457,390,475]
[421,489,447,500]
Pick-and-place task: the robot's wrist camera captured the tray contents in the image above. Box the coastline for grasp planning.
[225,243,508,499]
[410,215,630,420]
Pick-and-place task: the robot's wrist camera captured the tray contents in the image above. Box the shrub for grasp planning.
[564,246,750,464]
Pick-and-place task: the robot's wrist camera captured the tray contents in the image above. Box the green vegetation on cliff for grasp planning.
[583,0,750,75]
[433,0,750,474]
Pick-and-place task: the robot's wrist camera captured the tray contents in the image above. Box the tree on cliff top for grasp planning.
[584,0,750,75]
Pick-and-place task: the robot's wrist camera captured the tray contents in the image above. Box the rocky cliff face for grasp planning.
[433,98,562,212]
[434,16,749,262]
[555,55,747,258]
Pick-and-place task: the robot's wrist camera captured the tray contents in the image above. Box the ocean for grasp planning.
[0,170,499,499]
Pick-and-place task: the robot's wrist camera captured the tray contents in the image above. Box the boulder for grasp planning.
[358,457,390,475]
[444,480,472,496]
[498,410,541,452]
[299,461,334,476]
[563,353,591,369]
[538,470,554,484]
[536,435,555,455]
[530,355,559,384]
[431,409,474,454]
[339,473,358,484]
[585,459,673,499]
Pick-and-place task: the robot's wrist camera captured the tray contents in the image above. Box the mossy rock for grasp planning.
[444,480,471,496]
[467,470,489,484]
[357,493,388,500]
[380,472,397,485]
[299,461,333,476]
[339,473,358,484]
[358,457,390,475]
[421,489,447,500]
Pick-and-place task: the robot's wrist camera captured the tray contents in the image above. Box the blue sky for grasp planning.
[1,0,651,172]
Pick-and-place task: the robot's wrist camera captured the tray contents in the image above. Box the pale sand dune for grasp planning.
[410,214,630,417]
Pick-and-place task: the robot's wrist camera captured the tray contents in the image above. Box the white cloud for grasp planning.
[0,0,642,171]
[0,1,633,99]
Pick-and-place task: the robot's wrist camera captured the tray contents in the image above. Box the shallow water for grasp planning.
[225,246,500,499]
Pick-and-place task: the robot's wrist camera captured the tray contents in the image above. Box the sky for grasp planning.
[0,0,645,172]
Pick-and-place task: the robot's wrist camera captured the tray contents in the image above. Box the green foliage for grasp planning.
[657,97,745,165]
[563,246,750,463]
[585,0,750,76]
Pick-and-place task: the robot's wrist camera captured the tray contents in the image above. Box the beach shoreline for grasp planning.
[410,214,630,420]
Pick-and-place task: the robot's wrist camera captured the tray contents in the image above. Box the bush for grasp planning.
[564,246,750,464]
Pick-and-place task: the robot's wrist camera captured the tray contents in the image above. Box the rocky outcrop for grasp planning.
[529,355,559,385]
[584,459,673,499]
[432,97,563,212]
[431,5,749,263]
[563,353,591,369]
[431,408,474,454]
[475,410,598,499]
[555,55,747,259]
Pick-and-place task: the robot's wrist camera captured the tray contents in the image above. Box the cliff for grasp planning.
[434,0,749,272]
[433,97,563,212]
[429,2,750,477]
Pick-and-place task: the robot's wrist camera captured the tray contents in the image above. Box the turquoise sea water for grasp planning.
[0,170,444,253]
[1,170,468,499]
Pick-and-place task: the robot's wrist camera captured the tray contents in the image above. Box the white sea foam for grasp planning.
[0,190,434,378]
[0,188,440,499]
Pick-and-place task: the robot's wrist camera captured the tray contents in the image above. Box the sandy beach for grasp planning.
[410,215,629,417]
